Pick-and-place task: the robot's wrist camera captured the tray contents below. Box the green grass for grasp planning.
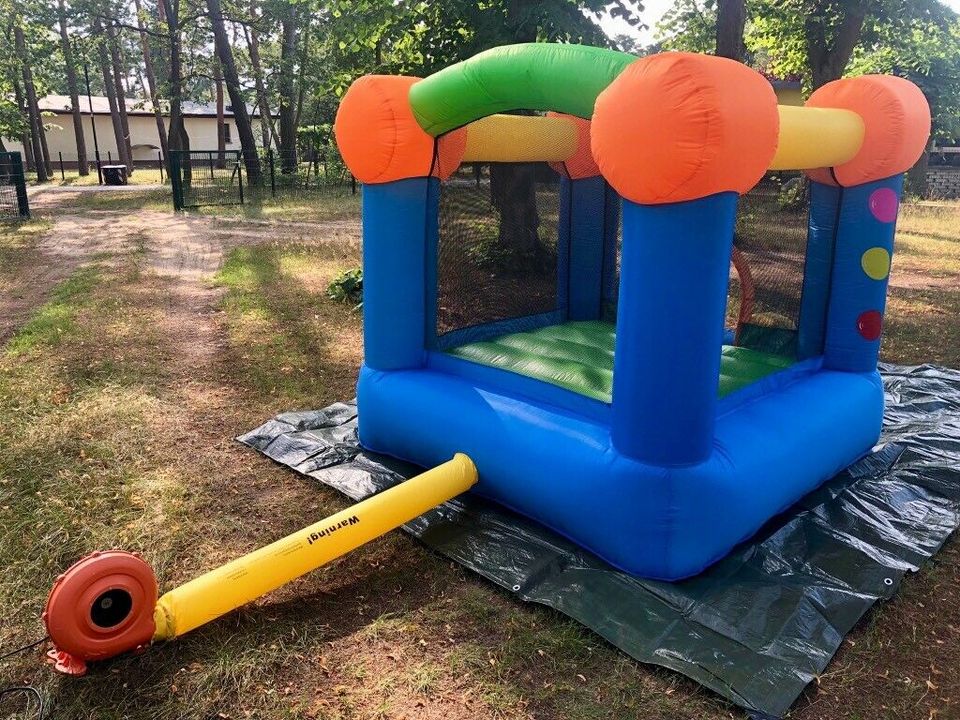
[5,266,101,354]
[30,187,174,214]
[187,188,361,223]
[30,167,167,187]
[214,240,362,406]
[883,200,960,367]
[0,219,51,291]
[29,184,361,224]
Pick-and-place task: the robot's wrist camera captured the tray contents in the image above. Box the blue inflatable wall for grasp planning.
[355,170,903,579]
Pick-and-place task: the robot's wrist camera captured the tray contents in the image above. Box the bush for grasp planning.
[777,176,808,212]
[327,267,363,309]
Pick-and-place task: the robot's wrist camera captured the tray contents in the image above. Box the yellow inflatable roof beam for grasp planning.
[461,114,579,163]
[770,105,865,171]
[152,454,478,641]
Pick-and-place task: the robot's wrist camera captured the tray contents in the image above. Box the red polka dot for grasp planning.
[868,188,899,223]
[857,310,883,340]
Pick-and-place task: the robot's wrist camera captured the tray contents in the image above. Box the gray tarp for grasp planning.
[238,364,960,718]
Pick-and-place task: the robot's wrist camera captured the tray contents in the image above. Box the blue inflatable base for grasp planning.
[357,361,884,579]
[238,363,960,718]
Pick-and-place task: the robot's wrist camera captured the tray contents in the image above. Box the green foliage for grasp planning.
[327,266,363,308]
[776,175,808,212]
[848,14,960,142]
[656,0,960,145]
[325,0,644,89]
[655,0,718,53]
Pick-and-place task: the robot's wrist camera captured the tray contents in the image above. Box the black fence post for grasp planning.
[107,150,112,163]
[10,152,30,219]
[237,155,244,205]
[58,152,65,180]
[351,175,357,195]
[268,149,276,198]
[158,151,164,182]
[95,151,103,185]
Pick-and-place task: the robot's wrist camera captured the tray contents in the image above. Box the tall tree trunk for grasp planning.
[805,4,867,89]
[93,18,132,170]
[133,0,169,164]
[58,0,90,175]
[278,1,298,173]
[13,80,38,174]
[14,24,49,182]
[715,0,746,60]
[215,60,225,168]
[108,21,135,173]
[293,16,310,130]
[487,0,541,259]
[206,0,262,183]
[243,8,275,149]
[906,141,932,198]
[38,116,54,179]
[159,0,189,187]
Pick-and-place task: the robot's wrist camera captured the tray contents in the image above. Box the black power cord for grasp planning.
[0,686,45,719]
[0,636,49,719]
[0,637,47,662]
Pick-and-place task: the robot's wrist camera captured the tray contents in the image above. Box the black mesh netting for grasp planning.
[600,193,621,323]
[728,173,811,355]
[436,162,565,338]
[602,172,812,356]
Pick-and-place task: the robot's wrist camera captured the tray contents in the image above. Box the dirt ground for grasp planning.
[1,186,959,719]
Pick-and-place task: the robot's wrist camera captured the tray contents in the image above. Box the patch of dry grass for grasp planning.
[891,201,960,284]
[214,239,363,407]
[883,199,960,367]
[0,219,51,286]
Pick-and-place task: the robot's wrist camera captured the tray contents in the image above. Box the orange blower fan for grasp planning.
[41,455,477,675]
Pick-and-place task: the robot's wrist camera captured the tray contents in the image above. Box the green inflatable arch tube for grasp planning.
[408,43,637,136]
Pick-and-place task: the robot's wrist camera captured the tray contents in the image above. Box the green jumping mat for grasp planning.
[446,320,795,402]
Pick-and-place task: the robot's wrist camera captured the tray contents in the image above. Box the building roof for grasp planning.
[38,94,269,118]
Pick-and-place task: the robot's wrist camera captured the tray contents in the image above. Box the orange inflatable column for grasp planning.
[591,53,779,464]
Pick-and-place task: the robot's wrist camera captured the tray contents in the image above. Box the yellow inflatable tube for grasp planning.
[152,454,478,640]
[771,105,865,170]
[462,114,578,163]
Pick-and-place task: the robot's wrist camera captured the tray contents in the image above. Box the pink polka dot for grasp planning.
[868,188,899,223]
[857,310,883,341]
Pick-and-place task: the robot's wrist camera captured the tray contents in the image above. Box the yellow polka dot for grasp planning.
[861,247,890,280]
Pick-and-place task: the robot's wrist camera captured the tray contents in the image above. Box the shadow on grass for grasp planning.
[215,242,362,408]
[883,287,960,367]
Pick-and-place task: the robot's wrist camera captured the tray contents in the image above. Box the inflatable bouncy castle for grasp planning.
[333,44,931,580]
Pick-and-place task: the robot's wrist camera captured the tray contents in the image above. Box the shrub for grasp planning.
[327,267,363,309]
[777,176,808,212]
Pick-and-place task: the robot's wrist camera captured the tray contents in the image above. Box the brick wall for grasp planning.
[927,167,960,199]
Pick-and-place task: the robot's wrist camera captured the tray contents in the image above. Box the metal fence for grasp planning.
[0,152,30,220]
[19,150,167,184]
[259,148,357,197]
[169,147,357,211]
[170,150,244,210]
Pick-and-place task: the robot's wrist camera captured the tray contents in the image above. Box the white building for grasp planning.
[4,95,269,166]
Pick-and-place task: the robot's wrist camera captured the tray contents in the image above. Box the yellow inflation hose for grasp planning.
[152,453,477,641]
